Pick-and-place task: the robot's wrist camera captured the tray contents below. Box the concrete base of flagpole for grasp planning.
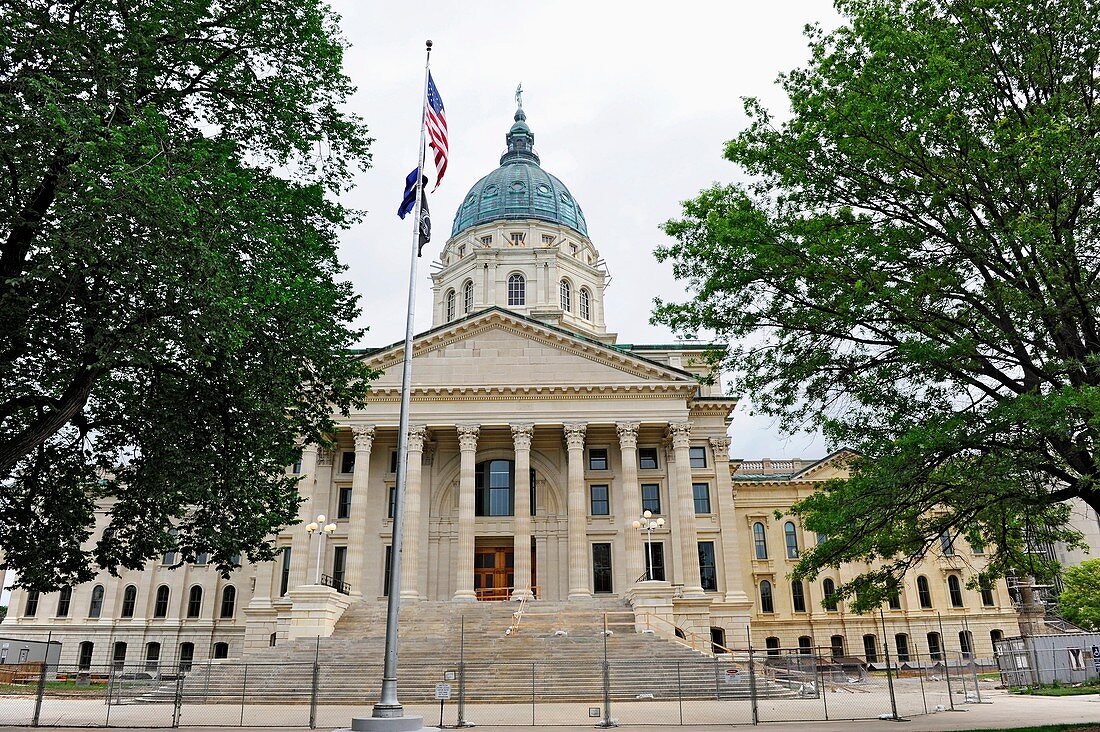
[336,716,431,732]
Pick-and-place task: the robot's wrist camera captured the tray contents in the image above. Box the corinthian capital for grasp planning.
[457,424,480,452]
[667,421,692,449]
[317,448,335,466]
[407,425,428,452]
[563,423,587,451]
[709,436,732,460]
[351,425,376,452]
[616,421,640,449]
[511,423,534,451]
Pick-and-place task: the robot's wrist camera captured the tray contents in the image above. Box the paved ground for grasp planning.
[2,688,1098,730]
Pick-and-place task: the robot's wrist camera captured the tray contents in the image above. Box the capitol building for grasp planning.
[1,103,1022,671]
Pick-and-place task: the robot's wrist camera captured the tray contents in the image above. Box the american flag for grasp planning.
[425,72,448,190]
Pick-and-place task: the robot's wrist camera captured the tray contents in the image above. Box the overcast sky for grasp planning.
[329,1,844,461]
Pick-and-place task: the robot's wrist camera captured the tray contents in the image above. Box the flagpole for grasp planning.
[367,39,432,728]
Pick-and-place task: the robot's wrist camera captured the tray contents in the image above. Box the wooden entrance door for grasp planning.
[474,547,514,601]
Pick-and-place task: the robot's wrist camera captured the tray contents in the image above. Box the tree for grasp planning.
[1058,558,1100,630]
[1,1,377,590]
[654,0,1099,610]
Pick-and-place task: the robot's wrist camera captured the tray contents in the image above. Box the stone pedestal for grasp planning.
[672,595,715,640]
[242,603,279,652]
[626,580,675,634]
[284,585,351,641]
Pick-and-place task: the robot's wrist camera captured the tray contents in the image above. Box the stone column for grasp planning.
[564,423,591,600]
[306,449,335,583]
[711,436,750,605]
[511,424,534,600]
[288,445,319,589]
[617,422,645,586]
[669,421,705,598]
[400,426,428,601]
[453,425,479,601]
[344,425,375,597]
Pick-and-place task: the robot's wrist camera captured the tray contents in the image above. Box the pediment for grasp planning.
[792,448,860,482]
[362,308,697,393]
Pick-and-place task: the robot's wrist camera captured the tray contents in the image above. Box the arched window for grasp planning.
[507,273,525,305]
[830,635,845,657]
[765,636,780,656]
[153,585,170,618]
[187,586,203,618]
[445,289,456,322]
[784,521,799,558]
[926,631,943,661]
[917,575,932,608]
[791,580,807,612]
[121,585,137,618]
[56,586,72,617]
[798,636,813,654]
[78,641,94,671]
[86,585,105,619]
[269,633,277,647]
[823,578,838,611]
[990,629,1004,648]
[213,642,230,659]
[947,575,964,607]
[145,641,161,670]
[959,630,974,658]
[178,642,195,672]
[759,580,774,613]
[579,288,591,320]
[112,641,127,670]
[895,633,911,662]
[752,522,768,559]
[559,279,572,312]
[463,280,474,314]
[220,586,237,618]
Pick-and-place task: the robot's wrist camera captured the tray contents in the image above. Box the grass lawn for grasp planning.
[967,727,1100,732]
[1010,678,1100,697]
[0,679,108,693]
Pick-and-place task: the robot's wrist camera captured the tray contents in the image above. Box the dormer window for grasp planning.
[457,244,466,257]
[480,235,492,246]
[542,234,555,245]
[571,243,579,256]
[510,232,525,246]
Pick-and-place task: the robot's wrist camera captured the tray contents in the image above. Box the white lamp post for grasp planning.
[631,510,665,581]
[306,514,337,585]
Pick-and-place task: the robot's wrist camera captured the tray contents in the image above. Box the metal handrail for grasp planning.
[505,592,531,636]
[319,573,350,595]
[639,610,738,658]
[473,585,540,601]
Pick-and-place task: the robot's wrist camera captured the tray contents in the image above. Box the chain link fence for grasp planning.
[2,650,993,727]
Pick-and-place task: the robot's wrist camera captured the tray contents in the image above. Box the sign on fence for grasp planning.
[1092,646,1100,674]
[434,682,452,700]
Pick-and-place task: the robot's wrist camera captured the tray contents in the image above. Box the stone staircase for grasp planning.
[130,600,802,704]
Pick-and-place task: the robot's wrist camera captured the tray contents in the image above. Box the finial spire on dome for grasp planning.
[501,86,537,165]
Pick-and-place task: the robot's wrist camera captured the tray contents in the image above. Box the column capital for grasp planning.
[667,421,692,449]
[616,421,640,449]
[457,424,480,452]
[709,435,732,459]
[317,448,335,466]
[407,425,428,452]
[563,422,587,451]
[511,423,534,451]
[351,425,376,452]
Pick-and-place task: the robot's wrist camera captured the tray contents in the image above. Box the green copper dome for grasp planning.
[451,107,588,238]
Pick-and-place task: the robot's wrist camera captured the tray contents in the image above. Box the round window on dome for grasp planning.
[483,184,498,197]
[536,183,551,196]
[560,192,572,204]
[510,181,526,193]
[464,193,476,207]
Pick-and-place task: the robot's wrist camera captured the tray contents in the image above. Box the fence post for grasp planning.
[958,651,969,701]
[879,608,901,721]
[240,662,248,727]
[747,629,759,726]
[676,661,684,726]
[969,654,983,703]
[817,651,828,720]
[597,614,617,728]
[457,615,471,728]
[714,654,720,700]
[531,662,536,726]
[31,655,49,727]
[915,647,928,715]
[172,672,184,728]
[309,637,320,730]
[937,614,955,710]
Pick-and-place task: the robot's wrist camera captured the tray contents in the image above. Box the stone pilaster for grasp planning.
[511,424,534,600]
[345,425,375,597]
[669,421,705,598]
[710,436,750,606]
[617,422,645,587]
[288,445,319,589]
[306,448,335,583]
[453,425,480,601]
[564,423,591,600]
[400,426,428,601]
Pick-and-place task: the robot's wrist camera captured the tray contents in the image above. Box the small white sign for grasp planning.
[724,667,743,682]
[588,707,601,718]
[435,683,452,700]
[443,670,457,681]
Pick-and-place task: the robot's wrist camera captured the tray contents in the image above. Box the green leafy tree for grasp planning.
[1,0,377,590]
[654,0,1098,610]
[1058,558,1100,630]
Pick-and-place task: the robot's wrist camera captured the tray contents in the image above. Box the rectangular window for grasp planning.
[383,546,392,597]
[939,531,955,556]
[24,591,39,617]
[340,451,355,474]
[338,486,353,519]
[641,484,661,514]
[698,542,717,591]
[480,235,492,245]
[590,484,610,516]
[332,546,347,587]
[588,448,608,471]
[279,547,292,597]
[888,589,902,610]
[692,482,711,514]
[292,460,302,474]
[388,485,397,519]
[389,451,398,474]
[592,543,613,593]
[981,582,995,607]
[510,232,525,245]
[643,541,666,581]
[689,446,707,468]
[791,580,807,612]
[542,234,555,245]
[194,552,209,566]
[638,447,659,470]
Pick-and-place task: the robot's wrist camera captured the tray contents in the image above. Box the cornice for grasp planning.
[364,382,697,403]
